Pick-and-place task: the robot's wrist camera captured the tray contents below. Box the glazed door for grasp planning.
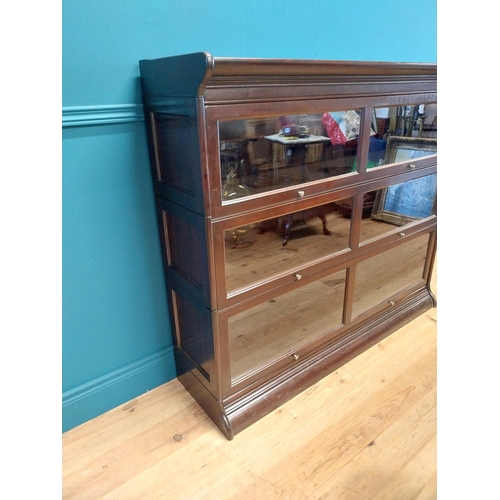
[214,169,436,396]
[219,231,433,394]
[204,97,437,218]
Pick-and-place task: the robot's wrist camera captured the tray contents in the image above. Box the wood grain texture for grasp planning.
[62,263,436,499]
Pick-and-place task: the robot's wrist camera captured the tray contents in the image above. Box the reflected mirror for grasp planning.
[367,103,437,170]
[359,173,437,243]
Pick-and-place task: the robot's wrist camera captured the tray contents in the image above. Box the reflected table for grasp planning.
[265,133,332,181]
[265,134,333,245]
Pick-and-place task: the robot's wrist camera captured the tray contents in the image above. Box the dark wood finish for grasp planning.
[139,53,437,440]
[225,286,434,436]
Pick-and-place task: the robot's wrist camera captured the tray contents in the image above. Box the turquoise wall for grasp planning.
[62,0,437,431]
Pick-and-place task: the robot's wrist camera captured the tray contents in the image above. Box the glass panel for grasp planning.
[219,111,362,202]
[352,234,429,318]
[224,198,353,294]
[359,173,437,243]
[366,103,437,170]
[228,269,346,383]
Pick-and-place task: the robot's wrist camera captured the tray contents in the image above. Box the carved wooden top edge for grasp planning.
[210,55,437,78]
[139,52,437,100]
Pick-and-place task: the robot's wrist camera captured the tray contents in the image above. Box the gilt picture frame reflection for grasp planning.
[372,137,437,226]
[384,136,437,165]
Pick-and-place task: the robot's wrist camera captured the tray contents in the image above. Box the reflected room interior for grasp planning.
[220,104,437,383]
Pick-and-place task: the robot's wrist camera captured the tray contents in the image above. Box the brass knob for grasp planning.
[293,354,299,361]
[297,190,305,198]
[388,300,395,306]
[399,232,405,237]
[294,273,302,281]
[408,164,416,170]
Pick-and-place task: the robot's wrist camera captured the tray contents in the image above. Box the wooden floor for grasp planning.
[62,268,437,500]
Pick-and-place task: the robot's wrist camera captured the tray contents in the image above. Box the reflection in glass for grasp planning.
[352,234,429,318]
[229,269,346,383]
[366,103,437,170]
[383,136,437,169]
[371,174,437,225]
[224,199,353,294]
[219,111,361,202]
[359,173,437,243]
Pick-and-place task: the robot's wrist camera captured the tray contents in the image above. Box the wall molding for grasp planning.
[62,346,176,432]
[62,104,145,127]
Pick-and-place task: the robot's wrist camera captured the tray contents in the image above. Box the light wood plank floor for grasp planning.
[62,268,437,500]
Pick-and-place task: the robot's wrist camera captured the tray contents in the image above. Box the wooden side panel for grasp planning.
[142,98,206,215]
[153,110,205,214]
[152,113,200,194]
[157,197,212,308]
[171,287,214,382]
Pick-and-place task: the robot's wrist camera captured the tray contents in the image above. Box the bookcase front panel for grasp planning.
[352,233,430,319]
[219,111,361,204]
[358,172,437,244]
[227,269,346,384]
[223,197,353,295]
